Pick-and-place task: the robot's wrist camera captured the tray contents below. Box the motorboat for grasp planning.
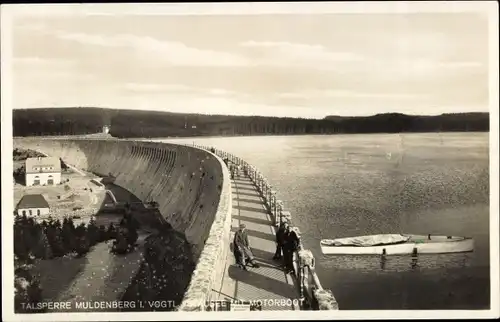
[320,234,474,255]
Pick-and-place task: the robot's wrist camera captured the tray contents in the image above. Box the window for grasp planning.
[37,209,41,216]
[35,175,39,178]
[48,175,53,177]
[29,210,32,216]
[22,210,26,216]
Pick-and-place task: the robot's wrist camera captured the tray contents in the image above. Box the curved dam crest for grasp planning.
[13,138,232,309]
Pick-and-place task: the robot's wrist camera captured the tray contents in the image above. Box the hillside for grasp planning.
[12,107,489,138]
[323,112,489,133]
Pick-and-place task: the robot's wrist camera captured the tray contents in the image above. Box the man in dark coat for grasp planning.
[230,164,235,179]
[282,226,299,274]
[273,221,288,260]
[233,223,260,270]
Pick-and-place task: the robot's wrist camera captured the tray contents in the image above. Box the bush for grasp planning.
[107,223,117,240]
[120,213,140,247]
[14,268,44,313]
[14,212,125,263]
[14,214,40,261]
[112,230,129,255]
[32,229,53,260]
[14,225,30,261]
[121,231,195,309]
[126,227,138,247]
[98,225,108,242]
[75,236,90,257]
[75,223,87,237]
[86,219,100,247]
[61,219,77,254]
[27,278,43,307]
[45,225,66,257]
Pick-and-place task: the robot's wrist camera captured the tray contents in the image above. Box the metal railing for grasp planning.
[192,144,339,310]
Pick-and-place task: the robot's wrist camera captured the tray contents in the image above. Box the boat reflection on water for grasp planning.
[320,252,472,273]
[380,254,387,270]
[379,254,418,270]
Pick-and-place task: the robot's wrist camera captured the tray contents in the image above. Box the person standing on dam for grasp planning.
[282,225,299,274]
[230,164,235,179]
[233,223,260,270]
[236,164,242,179]
[273,221,288,260]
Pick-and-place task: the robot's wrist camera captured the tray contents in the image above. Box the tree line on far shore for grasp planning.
[13,107,489,138]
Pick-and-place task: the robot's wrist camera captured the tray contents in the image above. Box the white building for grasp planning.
[16,194,51,217]
[25,156,62,187]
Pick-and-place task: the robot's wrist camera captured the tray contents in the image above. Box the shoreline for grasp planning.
[122,131,490,141]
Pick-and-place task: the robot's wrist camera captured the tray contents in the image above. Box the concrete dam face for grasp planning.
[14,138,232,309]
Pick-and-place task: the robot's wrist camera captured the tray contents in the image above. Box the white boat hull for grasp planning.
[320,234,474,255]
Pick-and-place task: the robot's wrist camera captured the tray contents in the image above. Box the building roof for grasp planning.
[25,156,61,174]
[16,194,50,209]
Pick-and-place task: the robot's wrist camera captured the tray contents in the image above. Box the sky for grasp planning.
[5,4,492,119]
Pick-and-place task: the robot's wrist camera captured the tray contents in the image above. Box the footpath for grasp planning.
[215,174,300,310]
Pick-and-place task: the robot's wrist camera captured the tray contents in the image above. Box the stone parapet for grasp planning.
[191,143,339,311]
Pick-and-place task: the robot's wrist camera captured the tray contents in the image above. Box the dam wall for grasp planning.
[13,138,232,309]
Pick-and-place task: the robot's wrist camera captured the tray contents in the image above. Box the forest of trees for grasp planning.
[13,148,46,161]
[14,213,141,262]
[13,107,489,138]
[120,223,196,311]
[14,212,140,313]
[13,107,111,137]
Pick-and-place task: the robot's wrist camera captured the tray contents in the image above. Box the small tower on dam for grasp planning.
[103,125,110,134]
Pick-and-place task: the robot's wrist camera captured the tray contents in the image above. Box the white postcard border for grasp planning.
[1,1,498,321]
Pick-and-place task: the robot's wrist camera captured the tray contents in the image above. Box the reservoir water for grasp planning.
[156,132,490,310]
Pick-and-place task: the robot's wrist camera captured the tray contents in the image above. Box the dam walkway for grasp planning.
[214,173,300,310]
